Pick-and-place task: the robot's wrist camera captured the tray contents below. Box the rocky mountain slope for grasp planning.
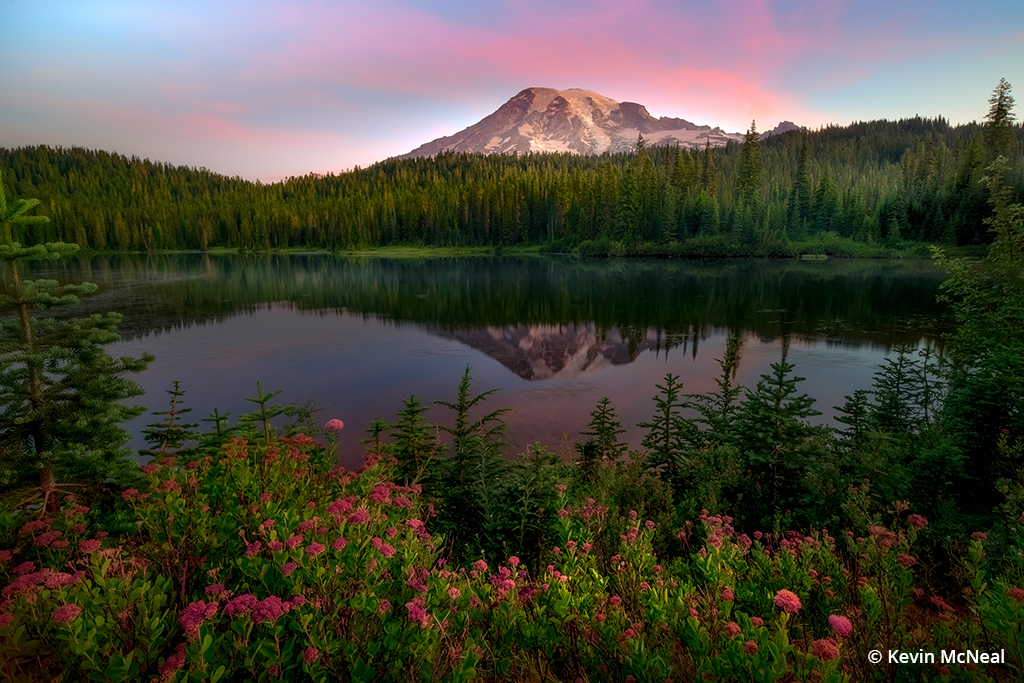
[403,87,796,158]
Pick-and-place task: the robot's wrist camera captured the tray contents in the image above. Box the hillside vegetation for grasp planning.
[2,111,1022,255]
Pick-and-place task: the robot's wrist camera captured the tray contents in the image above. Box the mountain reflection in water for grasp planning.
[9,253,951,464]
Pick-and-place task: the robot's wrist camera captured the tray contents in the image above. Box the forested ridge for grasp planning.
[2,113,1022,254]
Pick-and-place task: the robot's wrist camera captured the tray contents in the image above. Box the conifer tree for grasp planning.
[0,176,152,507]
[638,373,698,482]
[699,141,718,198]
[984,78,1018,161]
[735,120,763,208]
[731,356,828,529]
[788,133,813,240]
[579,397,627,461]
[932,156,1024,496]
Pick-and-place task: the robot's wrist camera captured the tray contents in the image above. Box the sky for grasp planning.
[2,0,1022,182]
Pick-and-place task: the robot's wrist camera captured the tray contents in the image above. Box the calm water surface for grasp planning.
[21,254,951,467]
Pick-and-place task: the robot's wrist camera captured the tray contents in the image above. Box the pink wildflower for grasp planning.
[750,616,764,628]
[743,640,758,655]
[225,594,258,617]
[554,484,567,493]
[180,600,218,640]
[269,541,284,552]
[0,550,11,562]
[509,556,520,566]
[281,562,298,577]
[305,542,326,557]
[303,646,320,664]
[907,514,928,529]
[51,603,82,623]
[379,543,396,558]
[347,510,370,525]
[448,587,460,600]
[896,554,916,568]
[332,537,349,551]
[286,534,304,549]
[828,614,853,638]
[721,588,735,601]
[205,583,226,596]
[245,541,262,558]
[324,419,344,431]
[34,530,62,547]
[13,561,35,575]
[774,589,802,614]
[159,480,181,492]
[811,638,840,661]
[1007,587,1024,603]
[252,596,288,623]
[327,498,353,515]
[122,488,139,500]
[378,599,392,614]
[406,600,428,626]
[474,559,488,572]
[140,464,158,475]
[158,644,186,682]
[724,622,741,638]
[972,531,988,541]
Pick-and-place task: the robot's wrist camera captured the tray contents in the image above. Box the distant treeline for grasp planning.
[2,116,1022,253]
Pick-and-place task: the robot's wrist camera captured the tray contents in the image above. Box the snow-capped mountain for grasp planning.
[403,87,796,158]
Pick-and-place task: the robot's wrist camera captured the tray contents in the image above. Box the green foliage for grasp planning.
[933,156,1024,507]
[2,433,1015,683]
[139,381,199,461]
[388,395,440,486]
[691,332,744,441]
[5,84,1021,255]
[730,356,831,530]
[0,177,152,505]
[578,396,627,464]
[638,373,698,483]
[985,78,1018,161]
[434,366,511,562]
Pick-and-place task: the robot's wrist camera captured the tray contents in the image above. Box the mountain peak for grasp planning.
[402,87,766,158]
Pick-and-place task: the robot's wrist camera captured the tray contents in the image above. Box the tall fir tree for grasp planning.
[699,140,718,198]
[788,132,813,240]
[984,78,1018,162]
[735,120,763,208]
[0,176,152,508]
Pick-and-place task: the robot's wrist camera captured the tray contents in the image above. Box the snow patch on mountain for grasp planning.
[402,87,797,159]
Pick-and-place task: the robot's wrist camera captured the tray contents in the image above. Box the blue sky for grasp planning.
[2,0,1022,181]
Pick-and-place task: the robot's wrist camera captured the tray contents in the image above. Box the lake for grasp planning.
[19,253,951,468]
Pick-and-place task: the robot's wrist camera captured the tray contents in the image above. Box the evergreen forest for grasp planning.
[1,89,1022,256]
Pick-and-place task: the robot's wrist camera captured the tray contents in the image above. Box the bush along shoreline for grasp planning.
[1,419,1023,682]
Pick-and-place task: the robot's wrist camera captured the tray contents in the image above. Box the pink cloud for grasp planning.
[229,0,840,131]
